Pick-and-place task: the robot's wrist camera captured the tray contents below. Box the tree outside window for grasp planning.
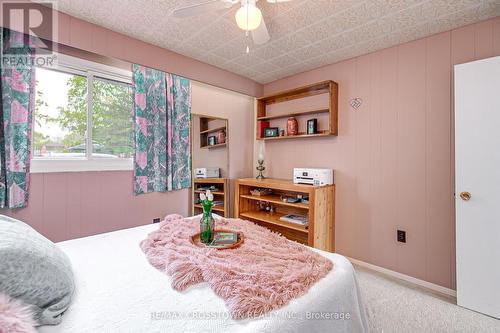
[34,66,133,159]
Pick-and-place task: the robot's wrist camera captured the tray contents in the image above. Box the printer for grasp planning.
[195,167,220,178]
[293,168,334,186]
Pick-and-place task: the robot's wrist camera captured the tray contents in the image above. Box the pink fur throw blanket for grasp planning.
[0,293,36,333]
[140,214,333,319]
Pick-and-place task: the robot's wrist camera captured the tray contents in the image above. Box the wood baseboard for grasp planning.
[347,256,457,298]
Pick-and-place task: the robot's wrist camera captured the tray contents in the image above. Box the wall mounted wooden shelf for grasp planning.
[261,131,330,141]
[256,108,330,121]
[256,80,338,140]
[199,117,227,149]
[258,81,333,105]
[199,126,226,135]
[201,143,226,149]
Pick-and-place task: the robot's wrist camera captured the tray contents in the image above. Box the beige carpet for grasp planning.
[354,266,500,333]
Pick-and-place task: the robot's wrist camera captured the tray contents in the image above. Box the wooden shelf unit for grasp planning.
[240,211,309,233]
[256,80,338,140]
[235,178,335,252]
[199,117,227,149]
[192,178,228,217]
[194,189,224,195]
[199,126,226,135]
[260,131,331,141]
[201,143,226,149]
[256,108,330,121]
[194,204,225,213]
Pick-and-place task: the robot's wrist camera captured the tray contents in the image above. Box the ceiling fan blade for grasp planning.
[252,18,270,45]
[173,0,228,18]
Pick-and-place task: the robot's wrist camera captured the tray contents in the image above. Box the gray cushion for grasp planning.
[0,215,74,326]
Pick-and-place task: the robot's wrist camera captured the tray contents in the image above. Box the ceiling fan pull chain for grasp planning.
[245,30,250,53]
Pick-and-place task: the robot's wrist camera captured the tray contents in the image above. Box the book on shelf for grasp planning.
[279,214,309,226]
[257,120,270,138]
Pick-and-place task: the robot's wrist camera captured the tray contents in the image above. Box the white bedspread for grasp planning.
[39,221,368,333]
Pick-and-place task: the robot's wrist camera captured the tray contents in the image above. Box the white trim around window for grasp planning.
[53,53,132,83]
[31,158,133,173]
[32,53,134,173]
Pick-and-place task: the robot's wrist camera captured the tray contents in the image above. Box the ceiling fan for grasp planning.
[173,0,292,45]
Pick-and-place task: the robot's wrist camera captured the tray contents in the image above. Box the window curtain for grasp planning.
[0,29,37,208]
[165,73,192,191]
[132,64,191,194]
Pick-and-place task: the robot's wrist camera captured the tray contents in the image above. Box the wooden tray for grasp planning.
[190,229,244,250]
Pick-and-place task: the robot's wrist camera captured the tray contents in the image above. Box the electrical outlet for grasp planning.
[152,218,161,224]
[397,230,406,243]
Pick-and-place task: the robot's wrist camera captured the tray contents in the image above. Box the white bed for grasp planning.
[38,219,368,333]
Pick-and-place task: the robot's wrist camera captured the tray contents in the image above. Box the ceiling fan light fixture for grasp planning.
[235,2,262,31]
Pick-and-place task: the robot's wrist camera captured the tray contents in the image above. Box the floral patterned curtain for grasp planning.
[132,65,191,194]
[166,74,191,191]
[0,29,37,208]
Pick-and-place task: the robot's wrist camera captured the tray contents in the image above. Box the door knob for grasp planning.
[460,191,471,201]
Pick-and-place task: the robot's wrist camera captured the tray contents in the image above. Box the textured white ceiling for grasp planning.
[56,0,500,84]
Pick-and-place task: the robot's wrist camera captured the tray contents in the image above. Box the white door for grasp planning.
[455,56,500,319]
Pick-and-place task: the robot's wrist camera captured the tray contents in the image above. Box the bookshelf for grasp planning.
[192,178,228,217]
[256,80,338,141]
[235,178,335,252]
[199,117,227,149]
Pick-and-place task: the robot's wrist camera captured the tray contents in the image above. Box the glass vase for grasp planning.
[199,212,215,244]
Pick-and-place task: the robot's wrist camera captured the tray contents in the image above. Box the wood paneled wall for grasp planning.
[2,171,189,242]
[261,17,500,289]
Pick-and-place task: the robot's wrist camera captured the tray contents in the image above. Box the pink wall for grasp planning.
[191,83,255,216]
[0,82,253,243]
[193,117,229,178]
[2,1,498,289]
[0,5,255,242]
[0,1,262,97]
[2,172,189,242]
[261,17,500,290]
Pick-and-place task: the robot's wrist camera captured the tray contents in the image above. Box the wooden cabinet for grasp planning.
[235,178,335,252]
[192,178,228,217]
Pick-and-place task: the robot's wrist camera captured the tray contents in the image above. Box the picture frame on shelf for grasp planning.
[208,136,216,146]
[307,119,318,134]
[264,127,279,137]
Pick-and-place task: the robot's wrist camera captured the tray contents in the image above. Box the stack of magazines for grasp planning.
[279,214,309,226]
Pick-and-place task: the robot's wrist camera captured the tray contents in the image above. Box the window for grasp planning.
[92,77,133,159]
[32,54,133,173]
[34,69,88,158]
